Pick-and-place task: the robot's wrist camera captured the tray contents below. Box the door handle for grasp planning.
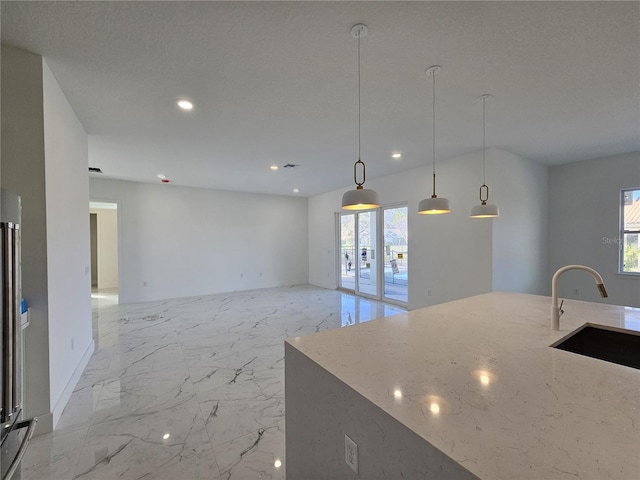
[3,417,37,480]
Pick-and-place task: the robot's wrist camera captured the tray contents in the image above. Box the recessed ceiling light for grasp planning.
[392,153,402,159]
[270,165,278,171]
[157,174,166,179]
[293,188,299,193]
[177,99,193,111]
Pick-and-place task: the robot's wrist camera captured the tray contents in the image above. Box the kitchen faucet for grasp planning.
[551,265,608,330]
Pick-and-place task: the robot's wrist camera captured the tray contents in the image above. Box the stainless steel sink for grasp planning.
[551,324,640,369]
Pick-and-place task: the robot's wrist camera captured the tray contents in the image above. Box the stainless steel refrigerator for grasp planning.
[0,190,36,480]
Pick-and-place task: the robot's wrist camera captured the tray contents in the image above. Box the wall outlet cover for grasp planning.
[344,433,358,474]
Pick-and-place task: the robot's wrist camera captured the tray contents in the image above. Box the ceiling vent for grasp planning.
[283,163,300,168]
[88,167,103,173]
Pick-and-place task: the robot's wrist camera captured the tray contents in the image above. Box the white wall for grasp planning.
[1,47,93,433]
[491,148,549,295]
[89,178,309,304]
[1,45,52,429]
[549,152,640,307]
[309,148,549,310]
[42,59,93,426]
[90,208,118,289]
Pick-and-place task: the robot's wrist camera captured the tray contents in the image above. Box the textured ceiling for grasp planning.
[2,1,639,197]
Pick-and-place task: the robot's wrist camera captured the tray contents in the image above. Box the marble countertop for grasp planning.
[286,292,640,479]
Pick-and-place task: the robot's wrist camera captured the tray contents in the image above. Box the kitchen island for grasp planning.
[285,292,639,479]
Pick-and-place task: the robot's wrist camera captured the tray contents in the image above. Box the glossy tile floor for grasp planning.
[22,285,405,479]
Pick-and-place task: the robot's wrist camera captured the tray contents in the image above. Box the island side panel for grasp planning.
[285,342,478,479]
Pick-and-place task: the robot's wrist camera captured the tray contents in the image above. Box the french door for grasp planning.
[339,210,377,298]
[338,205,408,304]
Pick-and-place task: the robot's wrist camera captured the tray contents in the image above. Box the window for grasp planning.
[383,206,408,303]
[621,188,640,273]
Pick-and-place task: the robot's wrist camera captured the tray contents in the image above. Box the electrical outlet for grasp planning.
[573,288,579,295]
[344,433,358,474]
[427,290,432,296]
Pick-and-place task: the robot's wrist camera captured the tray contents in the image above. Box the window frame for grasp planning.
[619,188,640,275]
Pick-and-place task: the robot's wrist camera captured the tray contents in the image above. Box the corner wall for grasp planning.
[1,45,52,429]
[42,59,93,426]
[89,178,309,304]
[1,46,93,433]
[491,148,549,295]
[549,152,640,307]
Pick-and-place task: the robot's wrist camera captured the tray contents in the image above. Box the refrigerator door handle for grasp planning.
[10,225,19,410]
[1,223,14,423]
[2,417,36,480]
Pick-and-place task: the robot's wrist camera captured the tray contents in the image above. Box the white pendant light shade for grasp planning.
[342,24,380,211]
[418,65,450,215]
[418,196,450,215]
[342,187,380,210]
[470,94,499,219]
[470,202,499,218]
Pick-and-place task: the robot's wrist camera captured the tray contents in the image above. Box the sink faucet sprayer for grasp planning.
[551,265,608,331]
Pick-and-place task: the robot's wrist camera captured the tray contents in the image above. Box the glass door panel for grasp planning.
[383,206,408,303]
[339,214,356,290]
[357,210,377,297]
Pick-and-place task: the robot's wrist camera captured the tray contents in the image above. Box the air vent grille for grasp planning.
[88,167,103,173]
[283,163,300,168]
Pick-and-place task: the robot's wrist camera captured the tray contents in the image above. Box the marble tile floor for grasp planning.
[22,285,406,479]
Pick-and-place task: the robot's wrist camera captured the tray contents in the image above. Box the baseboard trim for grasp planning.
[51,339,95,429]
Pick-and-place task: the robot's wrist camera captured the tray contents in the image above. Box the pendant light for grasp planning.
[470,94,499,218]
[418,66,450,215]
[342,24,380,210]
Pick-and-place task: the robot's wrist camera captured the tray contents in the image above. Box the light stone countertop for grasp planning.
[286,292,640,479]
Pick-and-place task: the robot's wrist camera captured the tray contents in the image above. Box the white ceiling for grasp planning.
[2,1,639,197]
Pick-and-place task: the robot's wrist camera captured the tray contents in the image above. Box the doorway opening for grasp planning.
[338,204,408,304]
[89,201,119,306]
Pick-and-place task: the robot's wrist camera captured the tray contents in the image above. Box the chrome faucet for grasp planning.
[551,265,608,330]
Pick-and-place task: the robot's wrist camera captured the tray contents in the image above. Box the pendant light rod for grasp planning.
[476,94,492,192]
[352,24,367,189]
[342,24,379,210]
[482,94,486,184]
[431,66,436,177]
[357,26,362,161]
[418,65,450,215]
[351,24,367,162]
[426,65,441,197]
[470,93,499,218]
